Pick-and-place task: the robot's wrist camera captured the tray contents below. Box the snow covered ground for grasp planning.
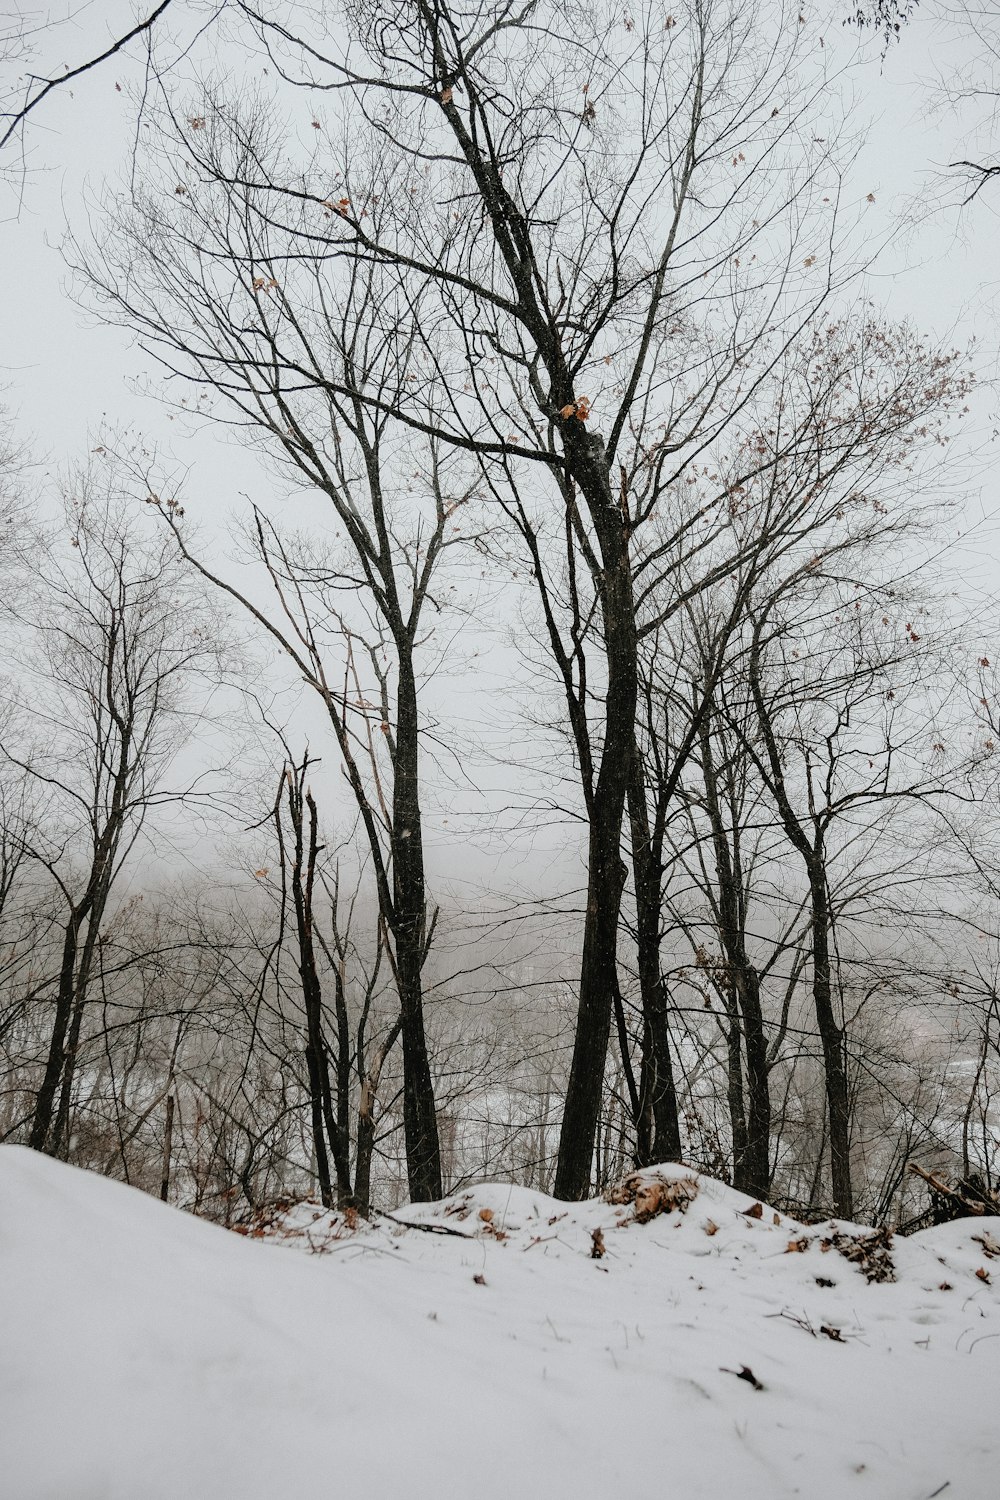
[2,1146,998,1499]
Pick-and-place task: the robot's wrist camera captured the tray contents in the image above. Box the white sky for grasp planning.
[1,0,998,905]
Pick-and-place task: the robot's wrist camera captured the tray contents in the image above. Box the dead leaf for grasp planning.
[473,1273,487,1286]
[608,1172,699,1223]
[590,1227,606,1259]
[786,1237,810,1253]
[440,86,454,104]
[478,1207,494,1223]
[975,1266,991,1283]
[743,1201,764,1220]
[703,1219,719,1237]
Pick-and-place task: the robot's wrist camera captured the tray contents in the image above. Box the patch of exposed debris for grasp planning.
[824,1225,896,1284]
[230,1196,362,1251]
[607,1169,700,1223]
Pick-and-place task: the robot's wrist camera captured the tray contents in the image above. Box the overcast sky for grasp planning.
[1,0,998,905]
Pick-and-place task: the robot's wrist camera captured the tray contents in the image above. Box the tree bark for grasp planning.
[392,651,442,1203]
[160,1093,175,1203]
[28,915,81,1152]
[748,632,851,1217]
[627,750,681,1166]
[807,854,853,1218]
[554,448,638,1200]
[698,718,772,1198]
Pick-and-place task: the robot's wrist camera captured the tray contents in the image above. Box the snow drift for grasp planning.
[2,1145,998,1499]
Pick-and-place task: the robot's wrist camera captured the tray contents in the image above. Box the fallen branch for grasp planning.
[908,1163,995,1217]
[380,1211,473,1239]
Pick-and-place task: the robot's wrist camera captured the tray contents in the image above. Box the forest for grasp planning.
[2,0,999,1237]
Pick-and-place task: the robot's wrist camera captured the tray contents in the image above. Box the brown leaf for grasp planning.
[743,1201,763,1220]
[440,86,454,104]
[703,1219,719,1236]
[975,1266,991,1283]
[478,1207,494,1223]
[473,1272,487,1286]
[590,1227,606,1259]
[786,1237,809,1253]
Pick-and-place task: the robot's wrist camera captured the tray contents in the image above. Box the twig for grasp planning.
[1,1,176,155]
[380,1211,472,1239]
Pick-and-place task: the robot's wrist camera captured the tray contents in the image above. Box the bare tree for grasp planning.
[0,462,222,1155]
[81,0,866,1197]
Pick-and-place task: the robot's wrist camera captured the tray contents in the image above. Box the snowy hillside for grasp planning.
[2,1147,998,1500]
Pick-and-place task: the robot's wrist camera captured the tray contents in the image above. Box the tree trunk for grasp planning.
[51,983,87,1161]
[52,900,113,1160]
[160,1093,175,1202]
[555,452,638,1200]
[392,652,442,1203]
[698,719,771,1198]
[724,998,749,1184]
[285,772,354,1209]
[355,1094,376,1219]
[28,915,81,1152]
[747,635,848,1215]
[808,858,853,1218]
[627,751,681,1166]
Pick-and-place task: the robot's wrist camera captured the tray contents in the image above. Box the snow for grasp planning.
[2,1148,998,1499]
